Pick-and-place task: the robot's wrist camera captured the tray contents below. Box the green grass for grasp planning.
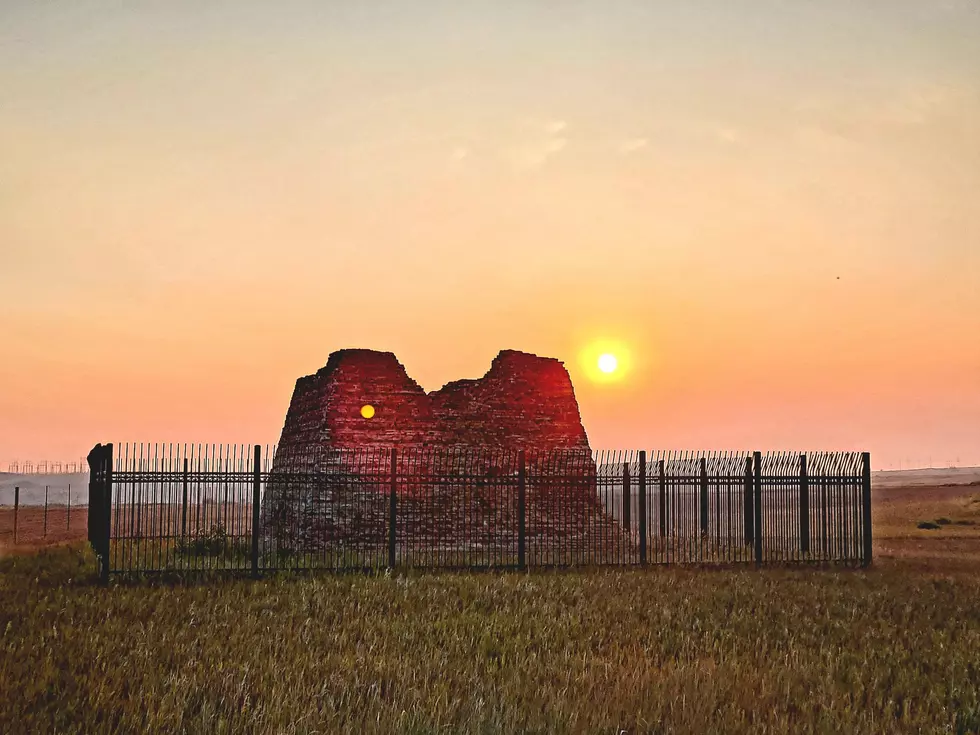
[2,545,980,734]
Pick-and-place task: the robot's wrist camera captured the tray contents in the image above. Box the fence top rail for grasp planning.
[99,444,868,480]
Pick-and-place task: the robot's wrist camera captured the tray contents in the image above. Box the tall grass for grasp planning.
[2,545,979,734]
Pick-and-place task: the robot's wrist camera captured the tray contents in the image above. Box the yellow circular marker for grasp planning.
[597,353,618,374]
[360,404,375,419]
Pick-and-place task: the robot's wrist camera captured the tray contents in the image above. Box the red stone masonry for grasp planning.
[275,348,592,453]
[264,349,621,555]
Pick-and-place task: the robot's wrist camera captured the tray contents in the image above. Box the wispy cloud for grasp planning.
[505,118,569,171]
[617,137,649,154]
[715,128,740,144]
[793,81,973,140]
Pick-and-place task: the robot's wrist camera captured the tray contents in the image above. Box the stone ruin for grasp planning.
[262,349,623,556]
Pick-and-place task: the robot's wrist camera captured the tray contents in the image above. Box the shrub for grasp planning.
[917,521,941,530]
[175,525,247,559]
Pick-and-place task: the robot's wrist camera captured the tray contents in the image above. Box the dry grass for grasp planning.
[3,483,980,733]
[3,544,980,734]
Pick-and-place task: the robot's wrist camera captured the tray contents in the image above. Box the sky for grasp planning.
[1,0,979,469]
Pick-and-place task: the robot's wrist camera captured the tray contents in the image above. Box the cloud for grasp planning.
[793,81,973,140]
[505,118,569,170]
[715,128,740,144]
[544,120,567,135]
[508,137,567,170]
[617,138,649,154]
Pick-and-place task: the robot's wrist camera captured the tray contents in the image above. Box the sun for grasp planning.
[360,404,375,419]
[579,339,633,384]
[597,353,618,374]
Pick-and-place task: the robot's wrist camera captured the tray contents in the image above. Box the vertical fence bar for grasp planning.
[518,450,526,570]
[743,457,754,545]
[638,451,647,565]
[67,483,71,532]
[658,459,667,539]
[389,448,398,570]
[699,457,709,535]
[753,452,763,567]
[181,458,189,538]
[251,445,261,579]
[800,454,810,555]
[12,487,18,544]
[622,461,631,534]
[44,486,49,538]
[861,452,873,567]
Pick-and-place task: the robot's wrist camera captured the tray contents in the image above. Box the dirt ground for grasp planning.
[0,507,87,556]
[3,485,980,570]
[872,482,980,573]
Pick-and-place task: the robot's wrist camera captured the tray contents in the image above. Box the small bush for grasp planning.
[917,521,941,530]
[936,517,953,526]
[175,525,247,559]
[955,520,978,526]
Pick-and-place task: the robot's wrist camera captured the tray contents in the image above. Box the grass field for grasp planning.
[2,483,980,734]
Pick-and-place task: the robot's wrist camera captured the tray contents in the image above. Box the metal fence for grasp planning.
[0,484,84,547]
[86,443,872,581]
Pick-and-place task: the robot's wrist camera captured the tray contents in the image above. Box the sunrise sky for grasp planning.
[2,1,979,469]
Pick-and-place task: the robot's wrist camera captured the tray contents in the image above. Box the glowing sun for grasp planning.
[597,353,618,374]
[360,404,376,419]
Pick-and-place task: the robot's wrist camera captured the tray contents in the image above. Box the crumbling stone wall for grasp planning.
[274,348,591,453]
[263,349,622,556]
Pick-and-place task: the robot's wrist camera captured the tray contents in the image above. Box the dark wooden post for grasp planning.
[44,486,48,537]
[638,451,647,565]
[67,483,71,532]
[800,454,810,554]
[388,448,398,570]
[861,452,873,568]
[250,445,261,579]
[699,457,709,535]
[518,450,526,570]
[12,487,18,544]
[181,457,189,538]
[659,459,667,538]
[753,452,763,567]
[622,461,631,534]
[743,456,754,544]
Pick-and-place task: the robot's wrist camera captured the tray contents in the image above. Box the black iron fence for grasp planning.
[86,443,872,580]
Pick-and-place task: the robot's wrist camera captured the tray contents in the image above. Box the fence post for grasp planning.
[250,445,261,579]
[622,461,631,534]
[699,457,709,535]
[44,486,48,538]
[659,459,667,538]
[861,452,873,568]
[97,445,113,585]
[12,487,18,544]
[743,457,754,545]
[389,448,398,570]
[517,450,526,570]
[181,457,189,538]
[800,454,810,554]
[638,451,647,565]
[753,452,763,567]
[67,483,71,532]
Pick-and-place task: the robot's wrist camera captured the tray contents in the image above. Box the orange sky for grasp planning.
[2,1,979,469]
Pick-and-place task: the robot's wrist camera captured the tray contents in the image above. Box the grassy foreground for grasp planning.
[2,546,980,734]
